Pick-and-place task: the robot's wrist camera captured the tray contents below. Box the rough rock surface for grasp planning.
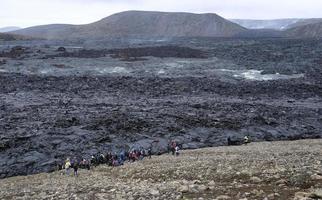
[0,38,322,179]
[45,46,207,59]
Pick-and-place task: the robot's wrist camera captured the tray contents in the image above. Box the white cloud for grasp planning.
[1,0,322,28]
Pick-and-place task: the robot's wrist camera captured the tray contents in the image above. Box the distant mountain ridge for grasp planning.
[285,18,322,29]
[10,11,322,39]
[0,26,21,33]
[12,11,246,39]
[232,18,322,38]
[232,18,322,30]
[231,19,301,30]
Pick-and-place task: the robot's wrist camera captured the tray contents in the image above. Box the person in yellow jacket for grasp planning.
[65,158,71,175]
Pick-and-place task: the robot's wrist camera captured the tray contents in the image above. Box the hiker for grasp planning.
[171,141,176,155]
[118,152,125,165]
[171,141,177,155]
[105,152,112,166]
[132,150,139,161]
[128,151,132,162]
[125,151,129,162]
[65,158,71,175]
[85,159,91,170]
[73,160,79,176]
[99,153,106,164]
[140,149,145,160]
[244,135,250,145]
[80,158,90,170]
[56,160,63,171]
[90,155,95,166]
[167,141,171,154]
[227,136,232,146]
[147,148,152,159]
[175,146,180,156]
[119,150,126,163]
[112,155,119,167]
[136,150,141,160]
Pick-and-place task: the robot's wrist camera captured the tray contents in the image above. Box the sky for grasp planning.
[1,0,322,28]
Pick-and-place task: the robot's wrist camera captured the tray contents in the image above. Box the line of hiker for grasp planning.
[227,135,251,146]
[58,137,250,177]
[90,148,151,167]
[58,144,179,176]
[168,140,180,156]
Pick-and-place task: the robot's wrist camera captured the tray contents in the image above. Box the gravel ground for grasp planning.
[1,139,322,200]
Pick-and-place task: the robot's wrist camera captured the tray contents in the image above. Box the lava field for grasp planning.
[0,38,322,178]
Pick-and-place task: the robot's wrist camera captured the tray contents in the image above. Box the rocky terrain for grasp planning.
[0,37,322,179]
[1,139,322,199]
[12,11,246,39]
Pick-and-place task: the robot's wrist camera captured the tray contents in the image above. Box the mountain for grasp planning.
[285,18,322,29]
[231,19,301,30]
[232,18,322,30]
[285,21,322,38]
[12,24,77,40]
[12,11,246,39]
[0,26,21,33]
[231,18,322,38]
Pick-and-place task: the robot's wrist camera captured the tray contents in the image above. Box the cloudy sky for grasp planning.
[1,0,322,28]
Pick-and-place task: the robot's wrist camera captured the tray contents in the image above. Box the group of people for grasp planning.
[59,137,251,176]
[227,135,251,146]
[63,158,82,176]
[90,148,152,167]
[59,145,176,176]
[169,140,180,156]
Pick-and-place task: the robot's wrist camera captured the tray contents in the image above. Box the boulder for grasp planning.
[216,195,231,200]
[310,188,322,199]
[250,176,262,183]
[177,185,189,193]
[197,185,209,192]
[149,189,160,196]
[57,47,66,52]
[0,59,6,65]
[311,174,322,180]
[294,192,310,200]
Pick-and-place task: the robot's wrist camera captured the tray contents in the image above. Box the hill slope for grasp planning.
[1,139,322,199]
[12,11,246,39]
[12,24,78,40]
[286,21,322,38]
[285,18,322,29]
[231,18,322,30]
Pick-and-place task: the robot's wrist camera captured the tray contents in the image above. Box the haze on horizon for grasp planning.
[2,0,322,28]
